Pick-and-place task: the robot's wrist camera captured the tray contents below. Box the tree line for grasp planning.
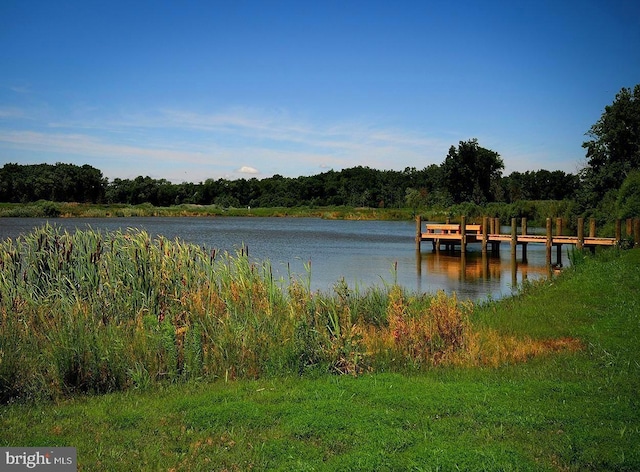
[1,84,638,220]
[0,155,578,209]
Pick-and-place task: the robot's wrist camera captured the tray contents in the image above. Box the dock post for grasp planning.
[521,217,528,262]
[634,218,640,247]
[577,218,584,251]
[627,218,633,238]
[492,217,501,253]
[546,218,552,266]
[556,218,563,266]
[615,219,621,244]
[510,218,517,257]
[589,218,597,254]
[444,217,451,251]
[482,216,488,254]
[461,215,467,253]
[415,215,422,251]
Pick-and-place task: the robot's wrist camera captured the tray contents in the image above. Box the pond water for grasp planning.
[0,216,559,301]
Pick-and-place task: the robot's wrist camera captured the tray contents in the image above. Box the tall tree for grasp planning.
[441,139,504,204]
[581,84,640,207]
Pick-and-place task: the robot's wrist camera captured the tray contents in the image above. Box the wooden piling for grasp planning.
[415,215,422,251]
[492,217,500,253]
[546,218,552,265]
[615,219,621,243]
[521,217,528,261]
[510,218,517,256]
[556,218,563,236]
[482,216,488,254]
[577,218,584,251]
[588,218,597,254]
[461,215,467,253]
[556,218,563,266]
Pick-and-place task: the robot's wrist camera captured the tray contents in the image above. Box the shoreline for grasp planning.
[0,201,416,221]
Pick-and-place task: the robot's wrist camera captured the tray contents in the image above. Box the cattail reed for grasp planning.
[1,224,483,402]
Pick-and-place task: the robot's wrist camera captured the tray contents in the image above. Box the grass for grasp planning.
[0,202,417,220]
[1,226,639,470]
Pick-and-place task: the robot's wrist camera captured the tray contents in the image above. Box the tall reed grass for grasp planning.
[0,225,571,402]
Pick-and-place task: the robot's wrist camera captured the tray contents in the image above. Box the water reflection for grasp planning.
[417,250,551,282]
[413,247,554,300]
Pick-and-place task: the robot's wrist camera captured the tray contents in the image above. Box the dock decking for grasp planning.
[416,216,639,266]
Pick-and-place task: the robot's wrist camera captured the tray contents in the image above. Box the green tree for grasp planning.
[581,84,640,208]
[617,170,640,219]
[0,162,105,203]
[405,187,429,214]
[441,139,504,204]
[502,170,578,202]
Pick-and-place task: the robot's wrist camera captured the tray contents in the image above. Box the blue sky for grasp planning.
[1,0,639,183]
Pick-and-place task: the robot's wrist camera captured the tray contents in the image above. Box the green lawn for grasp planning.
[2,249,639,471]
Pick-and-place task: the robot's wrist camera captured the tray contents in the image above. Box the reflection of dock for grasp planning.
[416,250,550,289]
[416,216,640,266]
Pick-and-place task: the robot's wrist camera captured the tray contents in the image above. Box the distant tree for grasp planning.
[78,164,106,202]
[441,139,504,204]
[581,84,640,208]
[0,162,105,203]
[405,187,429,214]
[502,170,578,202]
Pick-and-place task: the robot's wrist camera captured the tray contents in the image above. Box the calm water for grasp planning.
[0,217,557,301]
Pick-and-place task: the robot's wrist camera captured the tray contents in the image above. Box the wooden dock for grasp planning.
[416,216,640,266]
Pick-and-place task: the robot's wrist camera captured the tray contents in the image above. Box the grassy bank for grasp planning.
[0,200,585,228]
[0,201,416,220]
[1,228,639,470]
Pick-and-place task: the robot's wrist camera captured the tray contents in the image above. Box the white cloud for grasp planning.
[238,166,259,174]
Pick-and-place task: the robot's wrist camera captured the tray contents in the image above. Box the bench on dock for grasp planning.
[422,223,483,250]
[423,223,482,239]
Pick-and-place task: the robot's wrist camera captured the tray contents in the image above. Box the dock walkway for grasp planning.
[416,216,639,266]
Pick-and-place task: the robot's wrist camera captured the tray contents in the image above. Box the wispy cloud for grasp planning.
[0,107,28,119]
[0,130,207,163]
[151,108,446,153]
[0,106,453,181]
